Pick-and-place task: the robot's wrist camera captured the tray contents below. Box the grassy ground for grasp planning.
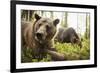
[21,38,90,63]
[54,38,90,60]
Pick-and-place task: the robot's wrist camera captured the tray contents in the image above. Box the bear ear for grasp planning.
[34,14,41,20]
[53,19,59,26]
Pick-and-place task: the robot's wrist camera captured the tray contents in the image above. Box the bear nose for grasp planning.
[36,32,43,40]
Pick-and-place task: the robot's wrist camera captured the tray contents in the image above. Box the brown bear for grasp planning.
[21,14,60,61]
[54,27,82,48]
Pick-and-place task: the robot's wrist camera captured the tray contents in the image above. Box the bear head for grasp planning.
[34,14,59,44]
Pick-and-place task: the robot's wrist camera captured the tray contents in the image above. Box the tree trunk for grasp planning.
[50,11,53,19]
[86,14,88,39]
[64,12,68,27]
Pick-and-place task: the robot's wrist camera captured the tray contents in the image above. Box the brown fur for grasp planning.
[21,14,59,61]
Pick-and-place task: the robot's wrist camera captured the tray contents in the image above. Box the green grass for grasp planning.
[54,38,90,60]
[21,38,90,63]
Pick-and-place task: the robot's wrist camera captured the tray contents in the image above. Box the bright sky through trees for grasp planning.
[21,10,90,36]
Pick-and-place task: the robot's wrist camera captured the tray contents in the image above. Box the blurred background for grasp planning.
[21,10,90,38]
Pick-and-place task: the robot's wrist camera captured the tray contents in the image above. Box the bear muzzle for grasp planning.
[35,32,47,43]
[36,32,43,40]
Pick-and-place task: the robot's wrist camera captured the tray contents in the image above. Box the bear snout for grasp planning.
[36,32,43,40]
[35,31,47,43]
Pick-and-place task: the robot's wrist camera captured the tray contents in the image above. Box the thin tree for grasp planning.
[85,13,88,39]
[61,12,68,28]
[64,12,68,27]
[50,11,53,19]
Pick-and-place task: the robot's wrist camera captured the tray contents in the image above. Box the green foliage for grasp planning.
[21,48,33,63]
[21,38,90,63]
[32,54,52,62]
[54,38,90,60]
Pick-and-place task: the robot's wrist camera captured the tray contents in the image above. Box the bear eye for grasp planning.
[39,23,42,27]
[46,25,50,32]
